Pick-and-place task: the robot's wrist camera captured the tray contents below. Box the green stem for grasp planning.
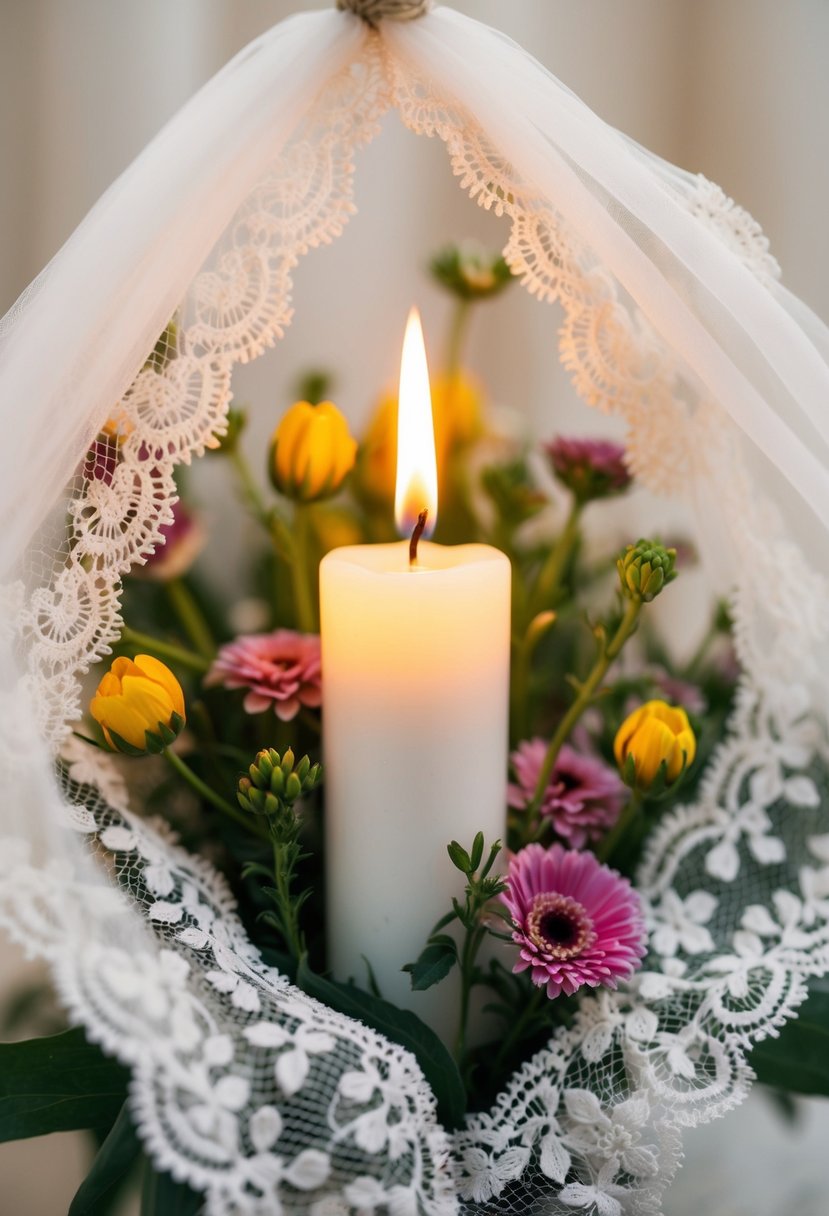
[530,498,582,616]
[528,597,641,815]
[510,611,556,745]
[163,748,268,841]
[292,505,318,633]
[273,837,304,961]
[455,922,485,1066]
[446,299,472,379]
[596,790,643,863]
[230,445,271,528]
[166,579,215,660]
[72,730,106,751]
[682,618,719,678]
[119,627,210,674]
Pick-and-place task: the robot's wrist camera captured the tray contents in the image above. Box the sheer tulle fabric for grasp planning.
[0,7,828,1214]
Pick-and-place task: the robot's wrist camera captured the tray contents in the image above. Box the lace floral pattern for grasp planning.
[0,26,826,1216]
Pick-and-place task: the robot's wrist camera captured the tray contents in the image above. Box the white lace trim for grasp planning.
[0,30,826,1216]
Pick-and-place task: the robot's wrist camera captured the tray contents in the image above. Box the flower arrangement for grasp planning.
[6,242,747,1207]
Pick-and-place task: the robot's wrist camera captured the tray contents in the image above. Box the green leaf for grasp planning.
[69,1102,140,1215]
[296,957,466,1130]
[402,941,457,992]
[447,840,471,873]
[469,832,485,873]
[750,981,829,1096]
[0,1027,129,1141]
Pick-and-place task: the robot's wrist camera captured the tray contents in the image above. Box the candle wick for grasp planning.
[409,510,428,565]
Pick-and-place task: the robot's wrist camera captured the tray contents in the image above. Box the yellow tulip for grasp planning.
[91,655,185,754]
[614,699,696,790]
[270,400,357,503]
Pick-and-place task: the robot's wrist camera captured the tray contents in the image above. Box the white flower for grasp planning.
[703,929,768,998]
[61,734,130,812]
[654,1025,702,1079]
[650,889,717,958]
[188,1074,250,1156]
[456,1143,529,1204]
[563,1090,657,1178]
[518,1080,570,1183]
[560,1161,630,1216]
[578,991,658,1064]
[245,1021,335,1097]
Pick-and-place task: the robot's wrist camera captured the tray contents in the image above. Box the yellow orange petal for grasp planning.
[134,654,185,719]
[95,698,155,749]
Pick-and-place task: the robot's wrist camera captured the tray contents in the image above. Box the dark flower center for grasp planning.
[526,892,595,960]
[554,770,580,794]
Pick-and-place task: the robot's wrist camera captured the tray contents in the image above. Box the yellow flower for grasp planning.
[614,699,696,790]
[432,371,484,452]
[270,400,357,503]
[354,371,484,505]
[90,655,185,754]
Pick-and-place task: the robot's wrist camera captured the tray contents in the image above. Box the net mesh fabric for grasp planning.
[1,9,829,1215]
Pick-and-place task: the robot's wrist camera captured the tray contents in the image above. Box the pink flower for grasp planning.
[141,500,206,581]
[205,630,321,721]
[508,740,624,848]
[502,843,647,998]
[545,436,631,502]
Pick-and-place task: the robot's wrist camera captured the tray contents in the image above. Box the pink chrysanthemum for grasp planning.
[205,630,321,721]
[502,843,647,998]
[508,740,625,848]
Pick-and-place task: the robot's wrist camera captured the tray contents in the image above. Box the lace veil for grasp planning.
[1,5,828,1213]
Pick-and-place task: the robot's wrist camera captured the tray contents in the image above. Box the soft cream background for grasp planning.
[0,1,827,1212]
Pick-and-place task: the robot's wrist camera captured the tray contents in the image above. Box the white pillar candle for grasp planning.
[320,539,510,1030]
[320,307,510,1037]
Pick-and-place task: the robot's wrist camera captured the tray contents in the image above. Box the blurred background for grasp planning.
[1,0,828,1212]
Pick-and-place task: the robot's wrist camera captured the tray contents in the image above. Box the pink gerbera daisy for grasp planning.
[205,630,321,721]
[508,740,625,848]
[502,843,647,998]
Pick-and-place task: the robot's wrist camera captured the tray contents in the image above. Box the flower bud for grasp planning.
[90,655,185,755]
[270,401,357,503]
[617,540,677,603]
[430,243,513,301]
[237,747,322,817]
[614,699,696,791]
[545,436,631,504]
[481,459,547,527]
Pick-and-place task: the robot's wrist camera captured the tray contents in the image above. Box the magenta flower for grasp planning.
[502,843,647,998]
[205,630,321,721]
[509,740,625,848]
[545,436,631,503]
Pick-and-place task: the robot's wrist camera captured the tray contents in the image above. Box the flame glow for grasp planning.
[395,307,438,538]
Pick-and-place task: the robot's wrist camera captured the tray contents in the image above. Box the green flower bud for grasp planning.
[617,539,677,603]
[237,748,323,820]
[481,459,548,527]
[430,243,513,302]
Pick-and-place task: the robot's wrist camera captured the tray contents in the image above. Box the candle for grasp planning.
[320,309,510,1035]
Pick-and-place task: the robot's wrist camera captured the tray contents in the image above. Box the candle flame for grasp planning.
[395,307,438,538]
